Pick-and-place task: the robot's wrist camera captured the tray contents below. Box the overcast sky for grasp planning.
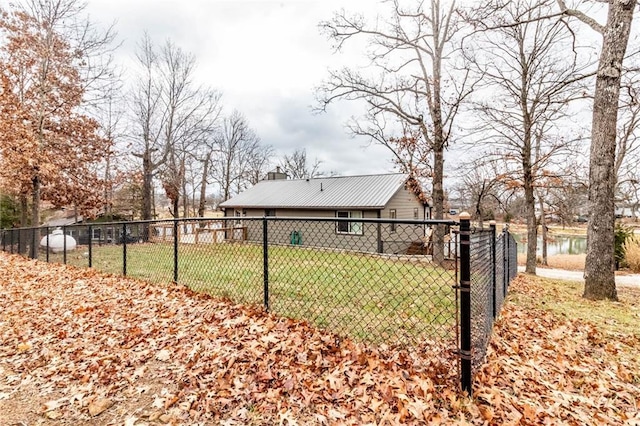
[84,0,396,177]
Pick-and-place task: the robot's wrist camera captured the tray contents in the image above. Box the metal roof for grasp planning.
[219,173,410,210]
[43,216,84,227]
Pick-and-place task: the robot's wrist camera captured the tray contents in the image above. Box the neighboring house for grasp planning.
[615,204,639,219]
[43,212,133,244]
[219,173,432,254]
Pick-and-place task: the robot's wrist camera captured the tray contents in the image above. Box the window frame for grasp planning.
[335,210,364,235]
[389,209,397,233]
[92,227,102,240]
[234,209,243,226]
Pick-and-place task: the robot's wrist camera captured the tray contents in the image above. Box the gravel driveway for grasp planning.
[517,266,640,288]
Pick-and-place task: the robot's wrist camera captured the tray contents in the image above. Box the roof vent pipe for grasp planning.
[321,183,323,191]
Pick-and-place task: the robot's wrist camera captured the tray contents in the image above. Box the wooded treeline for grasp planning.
[0,0,324,228]
[0,0,638,300]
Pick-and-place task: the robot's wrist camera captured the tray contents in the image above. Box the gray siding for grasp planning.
[235,208,379,253]
[223,206,430,255]
[381,186,427,220]
[379,187,428,253]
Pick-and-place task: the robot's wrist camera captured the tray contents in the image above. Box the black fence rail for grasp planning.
[1,214,517,394]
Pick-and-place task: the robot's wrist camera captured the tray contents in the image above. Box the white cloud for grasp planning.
[85,0,394,175]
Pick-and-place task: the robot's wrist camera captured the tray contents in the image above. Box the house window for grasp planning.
[234,209,243,226]
[414,208,419,220]
[336,211,363,235]
[389,209,397,232]
[265,209,274,217]
[92,228,102,240]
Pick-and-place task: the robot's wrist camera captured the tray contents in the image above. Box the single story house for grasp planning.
[43,212,134,245]
[219,173,432,254]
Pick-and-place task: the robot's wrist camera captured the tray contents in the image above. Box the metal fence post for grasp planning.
[490,221,497,319]
[263,217,269,311]
[173,219,178,284]
[88,225,93,268]
[46,227,50,263]
[30,227,36,259]
[505,225,511,284]
[63,226,67,264]
[122,223,127,276]
[16,229,20,255]
[10,229,14,254]
[459,212,472,395]
[503,227,508,297]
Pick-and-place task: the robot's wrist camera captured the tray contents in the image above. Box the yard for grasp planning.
[47,241,458,345]
[1,253,638,424]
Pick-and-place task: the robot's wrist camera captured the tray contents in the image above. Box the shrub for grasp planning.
[624,238,640,273]
[614,223,634,270]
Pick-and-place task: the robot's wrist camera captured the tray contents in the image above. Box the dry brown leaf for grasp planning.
[88,398,113,416]
[0,254,638,425]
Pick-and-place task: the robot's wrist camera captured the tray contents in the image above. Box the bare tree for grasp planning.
[614,73,640,220]
[467,0,591,274]
[130,35,221,220]
[278,148,323,179]
[211,111,261,201]
[94,76,127,220]
[545,167,589,227]
[317,0,474,264]
[454,158,505,228]
[555,0,637,300]
[131,34,163,222]
[245,144,274,185]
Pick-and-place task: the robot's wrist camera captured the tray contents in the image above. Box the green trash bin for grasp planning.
[290,231,302,245]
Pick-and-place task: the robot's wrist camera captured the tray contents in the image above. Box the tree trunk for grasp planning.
[140,152,153,242]
[432,147,445,264]
[19,195,28,255]
[524,182,537,274]
[584,1,635,301]
[539,196,548,266]
[31,175,40,228]
[104,151,112,219]
[19,195,28,228]
[198,154,210,217]
[142,152,153,221]
[182,175,189,219]
[475,183,484,229]
[172,196,179,219]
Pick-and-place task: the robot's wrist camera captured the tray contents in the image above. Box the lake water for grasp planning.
[514,234,587,256]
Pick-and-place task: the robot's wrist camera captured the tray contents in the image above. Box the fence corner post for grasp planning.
[490,220,497,319]
[263,217,269,312]
[88,225,93,268]
[122,223,127,276]
[459,212,472,395]
[173,219,179,284]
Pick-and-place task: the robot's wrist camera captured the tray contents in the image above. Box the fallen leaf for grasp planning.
[156,348,171,362]
[88,398,113,416]
[44,410,63,420]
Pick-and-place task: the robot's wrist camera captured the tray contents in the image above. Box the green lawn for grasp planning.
[46,241,458,345]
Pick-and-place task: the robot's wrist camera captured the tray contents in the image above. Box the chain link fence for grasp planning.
[459,221,519,394]
[1,215,517,393]
[2,218,459,347]
[469,228,495,372]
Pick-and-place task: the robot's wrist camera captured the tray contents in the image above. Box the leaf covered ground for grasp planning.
[0,253,639,425]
